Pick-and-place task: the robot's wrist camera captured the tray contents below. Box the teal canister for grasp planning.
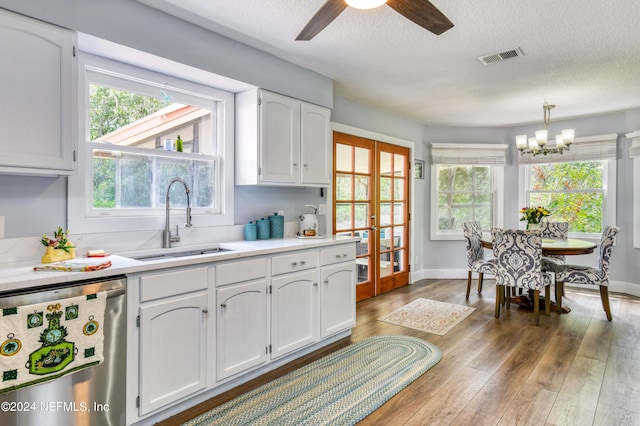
[244,221,257,241]
[256,218,270,240]
[268,212,284,239]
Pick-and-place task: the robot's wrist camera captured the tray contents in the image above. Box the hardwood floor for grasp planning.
[160,279,640,426]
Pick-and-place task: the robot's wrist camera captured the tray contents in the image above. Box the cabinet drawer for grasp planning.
[139,267,209,302]
[271,251,318,276]
[216,258,267,286]
[320,244,356,266]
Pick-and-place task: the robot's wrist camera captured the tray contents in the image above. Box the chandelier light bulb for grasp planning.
[516,135,528,150]
[562,129,575,145]
[515,102,574,156]
[535,129,548,147]
[555,134,565,149]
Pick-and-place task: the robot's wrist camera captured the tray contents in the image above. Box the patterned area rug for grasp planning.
[378,298,476,335]
[183,335,441,426]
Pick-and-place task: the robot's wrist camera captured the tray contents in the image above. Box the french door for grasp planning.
[333,132,410,302]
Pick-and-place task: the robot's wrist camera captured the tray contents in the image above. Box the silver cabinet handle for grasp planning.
[291,262,298,266]
[313,282,318,286]
[300,260,306,265]
[202,309,209,314]
[220,303,227,309]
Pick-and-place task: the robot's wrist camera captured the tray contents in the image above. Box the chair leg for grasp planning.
[505,287,510,309]
[495,285,502,318]
[478,273,484,293]
[466,271,472,299]
[556,281,563,313]
[544,286,551,316]
[533,289,540,326]
[600,286,612,321]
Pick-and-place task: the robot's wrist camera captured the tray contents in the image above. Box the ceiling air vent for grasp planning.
[477,47,525,65]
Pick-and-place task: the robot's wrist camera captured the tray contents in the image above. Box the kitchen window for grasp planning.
[430,144,507,240]
[519,133,617,238]
[69,53,234,233]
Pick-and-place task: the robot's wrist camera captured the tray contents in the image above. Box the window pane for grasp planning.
[336,144,352,172]
[380,152,392,176]
[354,147,369,174]
[528,161,605,233]
[380,203,392,226]
[336,174,352,200]
[394,203,404,225]
[394,154,405,177]
[335,203,352,231]
[394,178,404,200]
[93,155,115,208]
[354,203,369,228]
[380,177,392,200]
[119,155,151,208]
[354,175,369,200]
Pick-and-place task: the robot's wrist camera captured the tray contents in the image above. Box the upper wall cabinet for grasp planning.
[0,9,76,176]
[236,89,331,186]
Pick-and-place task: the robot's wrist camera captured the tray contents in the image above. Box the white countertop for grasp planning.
[0,236,359,294]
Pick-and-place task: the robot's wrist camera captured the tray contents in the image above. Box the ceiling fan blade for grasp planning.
[296,0,348,41]
[387,0,454,35]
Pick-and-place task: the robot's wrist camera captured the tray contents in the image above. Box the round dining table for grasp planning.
[479,234,598,314]
[480,234,597,255]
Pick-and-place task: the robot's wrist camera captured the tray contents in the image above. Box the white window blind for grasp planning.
[518,133,618,164]
[430,143,508,165]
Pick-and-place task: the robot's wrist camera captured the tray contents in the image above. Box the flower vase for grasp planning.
[41,244,76,264]
[526,223,540,231]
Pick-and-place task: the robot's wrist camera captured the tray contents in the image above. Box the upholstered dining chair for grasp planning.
[491,228,554,326]
[462,221,496,299]
[540,221,569,266]
[553,225,620,321]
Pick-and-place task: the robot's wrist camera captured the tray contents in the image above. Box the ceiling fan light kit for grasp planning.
[296,0,454,41]
[516,102,575,156]
[345,0,387,9]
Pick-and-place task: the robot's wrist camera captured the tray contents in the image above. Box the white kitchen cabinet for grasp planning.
[271,269,319,359]
[236,88,331,186]
[215,258,268,380]
[0,9,76,175]
[136,267,209,416]
[216,279,268,380]
[320,245,357,338]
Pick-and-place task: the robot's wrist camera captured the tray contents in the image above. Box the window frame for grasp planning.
[519,160,616,239]
[68,53,234,234]
[430,164,505,240]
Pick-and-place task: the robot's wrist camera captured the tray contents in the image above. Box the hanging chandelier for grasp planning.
[516,102,575,156]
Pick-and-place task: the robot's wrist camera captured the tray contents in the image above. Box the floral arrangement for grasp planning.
[41,226,75,254]
[519,206,551,225]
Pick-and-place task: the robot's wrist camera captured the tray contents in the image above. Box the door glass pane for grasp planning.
[395,249,405,272]
[354,203,369,228]
[335,203,352,231]
[394,154,405,176]
[336,174,352,200]
[354,147,369,173]
[394,178,404,200]
[379,152,392,176]
[336,144,352,172]
[394,203,404,225]
[380,203,392,226]
[393,226,405,248]
[380,177,392,200]
[354,175,369,200]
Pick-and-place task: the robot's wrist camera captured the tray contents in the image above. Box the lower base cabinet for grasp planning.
[128,242,356,425]
[216,279,268,380]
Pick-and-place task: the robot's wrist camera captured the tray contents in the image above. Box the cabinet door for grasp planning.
[139,292,208,415]
[258,90,300,184]
[300,102,331,185]
[0,9,75,175]
[320,262,356,338]
[216,280,268,380]
[271,270,319,359]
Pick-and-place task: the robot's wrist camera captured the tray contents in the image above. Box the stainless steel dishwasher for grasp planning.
[0,275,126,426]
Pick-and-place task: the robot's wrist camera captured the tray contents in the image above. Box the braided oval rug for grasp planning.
[184,335,441,426]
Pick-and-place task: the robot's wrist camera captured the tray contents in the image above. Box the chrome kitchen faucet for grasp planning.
[163,177,192,248]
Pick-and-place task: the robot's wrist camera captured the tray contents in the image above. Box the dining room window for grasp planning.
[430,143,508,240]
[519,133,617,238]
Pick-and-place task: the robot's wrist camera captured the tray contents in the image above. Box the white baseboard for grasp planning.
[413,269,640,297]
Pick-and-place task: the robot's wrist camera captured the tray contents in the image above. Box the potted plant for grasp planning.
[40,227,76,263]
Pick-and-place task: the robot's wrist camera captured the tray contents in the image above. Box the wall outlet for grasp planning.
[318,204,327,215]
[0,216,4,239]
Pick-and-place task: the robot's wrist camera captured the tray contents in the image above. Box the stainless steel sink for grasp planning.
[131,247,233,262]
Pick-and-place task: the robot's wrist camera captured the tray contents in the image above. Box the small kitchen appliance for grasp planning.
[299,205,319,237]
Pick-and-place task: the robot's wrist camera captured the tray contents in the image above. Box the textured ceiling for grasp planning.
[138,0,640,127]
